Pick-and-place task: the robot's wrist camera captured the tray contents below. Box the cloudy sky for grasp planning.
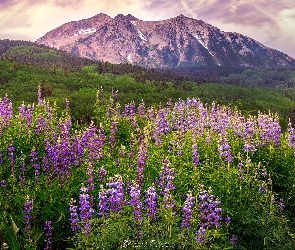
[1,0,295,58]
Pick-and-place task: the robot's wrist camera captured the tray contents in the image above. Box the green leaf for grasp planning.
[3,216,20,250]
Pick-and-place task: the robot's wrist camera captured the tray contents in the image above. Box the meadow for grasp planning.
[0,88,295,249]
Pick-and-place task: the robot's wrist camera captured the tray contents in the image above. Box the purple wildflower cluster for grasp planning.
[144,185,158,222]
[69,198,80,232]
[217,135,233,162]
[272,197,285,211]
[136,135,148,186]
[18,103,33,128]
[158,157,175,210]
[192,140,200,166]
[0,94,13,129]
[30,148,40,184]
[79,184,95,235]
[23,195,33,231]
[105,175,125,213]
[7,140,15,178]
[287,122,295,155]
[44,220,52,250]
[128,183,143,237]
[195,189,224,243]
[181,191,195,228]
[152,108,170,145]
[258,113,281,146]
[97,185,109,216]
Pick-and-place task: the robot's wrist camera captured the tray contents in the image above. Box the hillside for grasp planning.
[0,58,294,130]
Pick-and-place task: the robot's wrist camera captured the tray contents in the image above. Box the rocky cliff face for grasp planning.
[36,13,295,68]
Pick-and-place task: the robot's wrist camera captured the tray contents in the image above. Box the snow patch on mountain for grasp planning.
[137,29,147,42]
[127,54,132,63]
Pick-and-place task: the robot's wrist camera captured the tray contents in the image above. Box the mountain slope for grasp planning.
[36,13,295,69]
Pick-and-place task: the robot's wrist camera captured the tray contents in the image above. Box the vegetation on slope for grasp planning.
[0,94,294,249]
[0,59,294,130]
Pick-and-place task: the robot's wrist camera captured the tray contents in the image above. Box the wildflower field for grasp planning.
[0,90,295,249]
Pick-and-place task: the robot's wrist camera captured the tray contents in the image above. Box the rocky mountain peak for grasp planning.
[36,13,295,69]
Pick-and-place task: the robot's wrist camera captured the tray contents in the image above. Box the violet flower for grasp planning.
[195,189,223,243]
[181,191,195,228]
[192,142,200,166]
[98,166,107,183]
[128,183,143,237]
[7,140,15,177]
[30,148,40,184]
[79,184,95,235]
[97,185,109,216]
[44,220,52,250]
[106,175,124,213]
[69,198,80,232]
[23,195,33,231]
[230,235,238,246]
[144,185,158,222]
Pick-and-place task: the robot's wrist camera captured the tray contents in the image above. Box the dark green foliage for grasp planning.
[0,58,294,129]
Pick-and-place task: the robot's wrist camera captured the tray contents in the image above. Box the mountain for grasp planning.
[36,13,295,69]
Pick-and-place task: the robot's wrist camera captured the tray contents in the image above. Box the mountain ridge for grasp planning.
[34,13,295,69]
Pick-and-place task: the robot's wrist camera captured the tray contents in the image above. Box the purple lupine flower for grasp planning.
[195,189,223,243]
[42,119,75,185]
[152,108,170,145]
[98,166,107,183]
[97,185,109,216]
[272,197,284,211]
[277,198,285,211]
[69,198,80,232]
[237,162,245,180]
[195,226,206,243]
[243,142,257,153]
[44,220,52,250]
[258,113,281,146]
[136,135,147,186]
[128,183,142,220]
[128,183,143,237]
[82,123,105,164]
[0,179,7,188]
[217,136,233,162]
[34,115,50,135]
[230,235,238,246]
[259,182,267,193]
[85,162,94,192]
[7,140,15,178]
[19,159,26,186]
[192,142,200,166]
[158,157,176,211]
[225,215,231,225]
[0,94,13,128]
[106,175,124,213]
[287,122,295,154]
[261,166,267,177]
[181,191,195,228]
[144,185,158,222]
[30,148,40,184]
[79,184,95,235]
[137,100,146,118]
[158,157,175,194]
[23,195,33,231]
[18,103,33,128]
[0,150,2,164]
